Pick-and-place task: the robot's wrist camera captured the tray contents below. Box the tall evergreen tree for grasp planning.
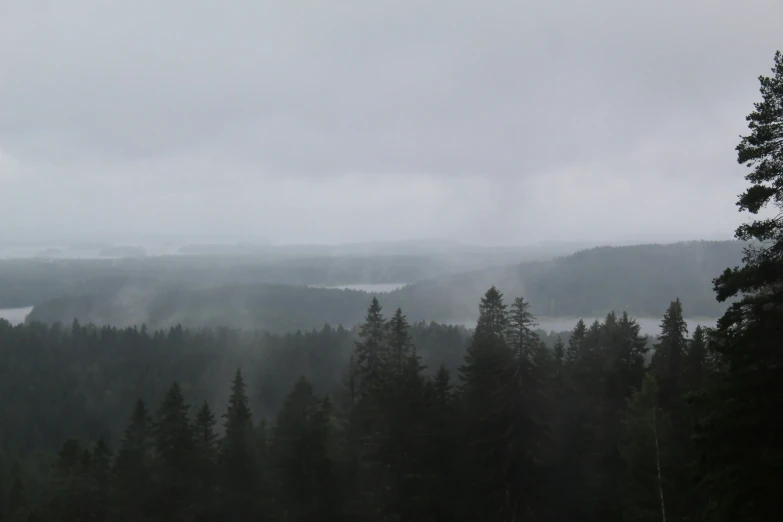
[89,439,111,522]
[220,369,261,520]
[619,375,671,522]
[270,377,339,522]
[52,439,86,522]
[697,50,783,521]
[113,399,153,522]
[651,299,688,409]
[354,297,388,396]
[683,325,708,393]
[506,297,540,361]
[387,308,413,385]
[459,287,539,521]
[193,401,218,521]
[566,318,587,364]
[151,382,196,522]
[553,337,565,368]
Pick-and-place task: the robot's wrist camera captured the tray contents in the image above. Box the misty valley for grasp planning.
[0,5,781,521]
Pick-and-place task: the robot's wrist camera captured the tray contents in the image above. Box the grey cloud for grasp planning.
[0,0,781,244]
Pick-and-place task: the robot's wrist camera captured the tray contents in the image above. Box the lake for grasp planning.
[451,316,719,337]
[309,283,407,293]
[0,306,34,325]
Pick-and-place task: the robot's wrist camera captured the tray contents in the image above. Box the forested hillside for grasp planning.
[25,240,744,331]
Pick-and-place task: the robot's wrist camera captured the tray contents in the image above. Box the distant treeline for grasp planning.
[22,240,744,331]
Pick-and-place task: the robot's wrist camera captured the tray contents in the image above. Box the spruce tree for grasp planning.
[422,365,459,522]
[683,325,708,392]
[52,439,86,522]
[387,308,413,385]
[355,297,388,396]
[651,299,688,409]
[220,369,261,520]
[113,399,152,522]
[552,337,565,368]
[566,318,587,365]
[459,287,536,521]
[89,439,111,522]
[151,382,196,522]
[506,296,540,362]
[193,401,218,520]
[270,377,338,522]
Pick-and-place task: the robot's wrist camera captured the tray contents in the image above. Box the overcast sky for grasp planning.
[1,0,781,246]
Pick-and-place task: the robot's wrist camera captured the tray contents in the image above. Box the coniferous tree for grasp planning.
[354,297,388,397]
[696,50,783,521]
[89,439,111,522]
[683,325,708,393]
[52,439,86,522]
[193,401,218,521]
[113,399,153,522]
[459,287,537,521]
[651,299,688,409]
[566,318,587,364]
[421,365,459,522]
[220,369,261,520]
[270,377,339,522]
[151,382,196,522]
[254,418,268,478]
[387,308,413,386]
[553,337,565,368]
[619,375,670,522]
[506,297,540,361]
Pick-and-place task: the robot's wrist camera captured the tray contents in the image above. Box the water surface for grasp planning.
[0,307,34,325]
[310,283,407,293]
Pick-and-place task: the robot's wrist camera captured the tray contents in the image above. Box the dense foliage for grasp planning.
[0,289,743,522]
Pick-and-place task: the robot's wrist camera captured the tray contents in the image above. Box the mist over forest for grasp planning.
[2,1,782,521]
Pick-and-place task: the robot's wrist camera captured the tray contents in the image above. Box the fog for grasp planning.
[2,0,781,246]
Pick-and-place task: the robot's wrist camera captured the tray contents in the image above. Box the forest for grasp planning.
[0,47,780,522]
[9,240,744,332]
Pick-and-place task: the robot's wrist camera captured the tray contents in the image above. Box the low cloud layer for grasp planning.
[1,0,781,245]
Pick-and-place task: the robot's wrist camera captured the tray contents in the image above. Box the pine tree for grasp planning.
[696,50,783,521]
[113,399,153,522]
[220,369,261,520]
